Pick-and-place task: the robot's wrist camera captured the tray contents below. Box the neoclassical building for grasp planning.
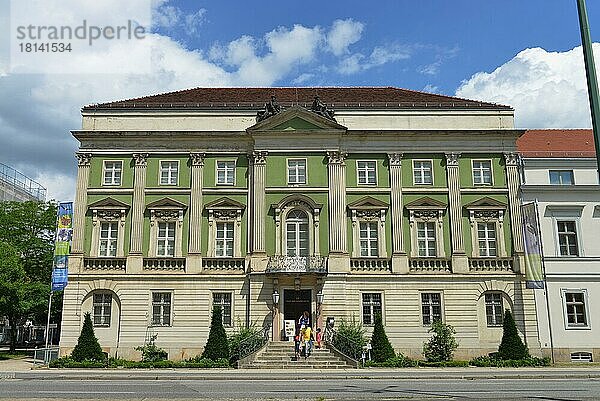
[60,87,541,360]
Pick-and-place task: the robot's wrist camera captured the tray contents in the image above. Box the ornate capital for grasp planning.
[76,152,92,167]
[445,152,460,166]
[504,152,520,166]
[387,153,402,167]
[250,151,268,165]
[133,153,149,167]
[190,152,206,167]
[326,150,348,164]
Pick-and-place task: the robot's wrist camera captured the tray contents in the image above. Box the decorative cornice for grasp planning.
[326,150,348,164]
[387,153,402,166]
[190,152,206,167]
[76,152,92,167]
[133,153,149,167]
[250,150,268,165]
[504,152,520,166]
[445,152,460,166]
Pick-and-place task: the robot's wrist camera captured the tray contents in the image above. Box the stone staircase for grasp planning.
[244,341,354,369]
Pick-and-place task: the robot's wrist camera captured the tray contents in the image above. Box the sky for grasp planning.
[1,0,600,201]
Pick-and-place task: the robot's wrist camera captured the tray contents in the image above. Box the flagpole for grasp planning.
[576,0,600,180]
[44,290,53,362]
[535,199,554,364]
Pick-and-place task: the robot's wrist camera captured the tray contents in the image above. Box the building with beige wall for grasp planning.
[519,129,600,363]
[60,87,541,361]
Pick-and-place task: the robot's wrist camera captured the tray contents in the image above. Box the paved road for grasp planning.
[1,377,600,400]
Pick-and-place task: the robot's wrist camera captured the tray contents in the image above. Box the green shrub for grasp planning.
[71,312,105,362]
[417,360,469,367]
[228,321,264,364]
[202,306,229,361]
[498,309,529,360]
[370,313,395,363]
[50,356,105,368]
[50,356,230,369]
[135,334,168,362]
[365,353,417,368]
[332,316,367,360]
[469,355,550,367]
[422,320,458,362]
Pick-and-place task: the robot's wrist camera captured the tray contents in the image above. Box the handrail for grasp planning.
[324,326,363,363]
[233,325,271,362]
[0,162,46,201]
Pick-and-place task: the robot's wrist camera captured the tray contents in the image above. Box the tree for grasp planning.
[0,242,48,352]
[498,309,529,360]
[423,320,459,362]
[71,312,105,362]
[202,306,229,361]
[370,313,395,362]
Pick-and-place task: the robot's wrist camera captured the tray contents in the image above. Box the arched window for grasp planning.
[286,210,309,257]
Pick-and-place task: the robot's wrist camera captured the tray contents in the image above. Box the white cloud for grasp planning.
[423,84,439,94]
[456,45,597,128]
[153,3,207,37]
[327,19,364,56]
[183,9,207,37]
[338,44,410,75]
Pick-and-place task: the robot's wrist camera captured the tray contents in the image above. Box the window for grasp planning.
[413,160,433,185]
[571,352,593,362]
[93,293,112,327]
[216,161,235,185]
[417,222,437,257]
[421,293,442,325]
[152,292,171,326]
[99,222,118,257]
[286,210,309,257]
[359,222,379,257]
[549,170,574,185]
[362,293,382,325]
[160,161,178,185]
[478,222,497,257]
[357,161,377,185]
[215,222,234,257]
[157,222,176,257]
[485,293,504,327]
[213,293,232,326]
[472,160,492,185]
[557,221,579,256]
[103,161,122,186]
[287,159,306,184]
[564,291,588,328]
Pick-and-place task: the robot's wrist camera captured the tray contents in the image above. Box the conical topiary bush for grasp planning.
[370,313,395,362]
[202,305,229,361]
[71,312,105,362]
[498,309,529,360]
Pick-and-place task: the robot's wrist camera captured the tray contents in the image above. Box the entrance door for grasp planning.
[283,289,311,336]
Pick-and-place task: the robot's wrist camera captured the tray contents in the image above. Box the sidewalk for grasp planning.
[1,363,600,381]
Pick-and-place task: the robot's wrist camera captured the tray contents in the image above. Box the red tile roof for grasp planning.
[82,86,511,111]
[517,129,596,158]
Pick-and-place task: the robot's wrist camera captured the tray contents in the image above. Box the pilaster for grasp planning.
[505,152,524,274]
[445,153,468,273]
[327,151,349,273]
[128,153,148,273]
[249,151,267,256]
[187,152,205,274]
[71,152,92,258]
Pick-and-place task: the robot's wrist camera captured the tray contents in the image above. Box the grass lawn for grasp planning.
[0,351,30,360]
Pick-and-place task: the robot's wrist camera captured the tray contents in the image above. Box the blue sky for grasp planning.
[1,0,600,200]
[155,0,600,95]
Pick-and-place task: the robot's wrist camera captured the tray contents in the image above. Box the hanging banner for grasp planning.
[52,202,73,291]
[522,202,545,289]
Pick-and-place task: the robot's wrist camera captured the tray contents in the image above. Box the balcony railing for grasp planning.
[266,255,327,274]
[202,258,246,272]
[350,258,391,272]
[83,257,126,271]
[409,258,452,273]
[143,257,186,271]
[469,257,514,273]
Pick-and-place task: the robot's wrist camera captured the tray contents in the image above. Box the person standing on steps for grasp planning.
[303,325,312,358]
[298,310,310,329]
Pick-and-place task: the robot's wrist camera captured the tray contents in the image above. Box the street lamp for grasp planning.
[317,290,324,305]
[272,290,280,305]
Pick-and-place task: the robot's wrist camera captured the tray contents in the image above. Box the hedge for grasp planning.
[49,356,230,369]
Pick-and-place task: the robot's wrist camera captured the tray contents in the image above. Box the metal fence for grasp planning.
[0,163,46,201]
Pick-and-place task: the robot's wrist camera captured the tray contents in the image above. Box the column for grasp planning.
[505,152,524,274]
[388,153,409,274]
[188,152,205,273]
[128,153,148,272]
[445,153,468,272]
[249,151,267,255]
[71,153,92,262]
[327,151,349,272]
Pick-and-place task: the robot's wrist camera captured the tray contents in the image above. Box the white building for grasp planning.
[519,129,600,363]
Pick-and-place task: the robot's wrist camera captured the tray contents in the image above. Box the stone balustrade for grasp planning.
[350,258,391,272]
[469,257,514,273]
[409,258,452,273]
[83,257,126,271]
[266,255,327,274]
[143,257,186,271]
[202,258,246,272]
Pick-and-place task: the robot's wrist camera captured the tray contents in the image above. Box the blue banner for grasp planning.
[52,267,68,291]
[51,202,73,291]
